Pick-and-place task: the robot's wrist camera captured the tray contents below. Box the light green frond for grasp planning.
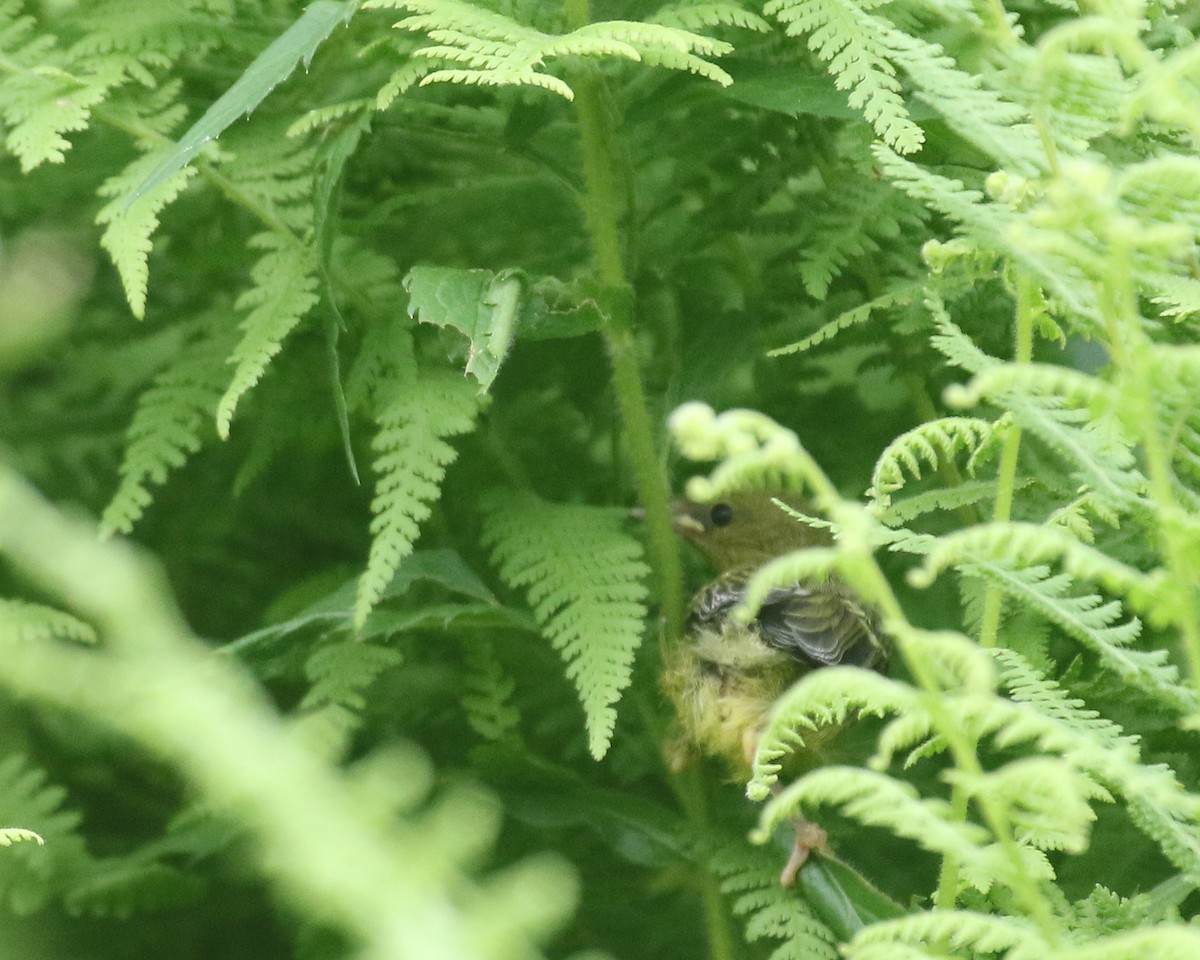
[1053,927,1200,960]
[888,30,1040,173]
[911,522,1163,615]
[948,756,1101,853]
[874,148,1019,260]
[96,152,197,320]
[650,3,771,34]
[482,492,649,760]
[372,0,735,102]
[748,668,919,798]
[0,599,96,644]
[967,562,1194,714]
[0,828,43,847]
[848,909,1046,959]
[878,479,1005,526]
[0,754,85,913]
[102,318,235,537]
[215,233,320,439]
[867,416,1000,510]
[764,0,923,153]
[990,650,1200,883]
[668,402,832,507]
[755,767,1002,886]
[355,369,481,628]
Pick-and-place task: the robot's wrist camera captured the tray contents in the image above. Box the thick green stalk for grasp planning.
[563,3,683,645]
[977,272,1037,648]
[564,6,725,958]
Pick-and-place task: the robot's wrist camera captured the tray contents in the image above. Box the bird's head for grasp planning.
[669,490,829,571]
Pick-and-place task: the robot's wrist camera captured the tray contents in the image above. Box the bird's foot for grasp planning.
[779,818,830,887]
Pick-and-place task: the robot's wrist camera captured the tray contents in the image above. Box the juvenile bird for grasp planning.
[660,490,887,884]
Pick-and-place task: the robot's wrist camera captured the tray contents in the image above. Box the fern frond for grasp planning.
[887,29,1040,173]
[748,667,921,799]
[991,650,1200,883]
[355,369,480,627]
[867,416,1001,510]
[0,34,129,171]
[64,860,206,917]
[847,909,1046,960]
[481,492,649,760]
[874,148,1019,257]
[650,3,771,34]
[792,172,927,299]
[0,828,43,847]
[101,318,235,536]
[948,756,1101,853]
[770,281,922,356]
[878,479,1005,526]
[0,599,96,644]
[369,0,735,102]
[96,141,197,321]
[711,843,839,960]
[215,232,320,439]
[294,640,404,758]
[0,755,85,914]
[668,402,829,506]
[755,766,1005,886]
[461,638,521,743]
[763,0,922,153]
[911,522,1163,615]
[1051,926,1200,960]
[966,562,1195,714]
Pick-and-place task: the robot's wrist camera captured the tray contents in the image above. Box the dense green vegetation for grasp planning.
[2,1,1200,958]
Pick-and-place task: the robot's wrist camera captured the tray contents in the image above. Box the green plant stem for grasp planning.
[851,561,1062,946]
[1101,243,1200,690]
[977,272,1036,649]
[563,1,683,646]
[564,4,725,956]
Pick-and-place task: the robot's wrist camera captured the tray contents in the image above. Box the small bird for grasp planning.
[660,490,887,884]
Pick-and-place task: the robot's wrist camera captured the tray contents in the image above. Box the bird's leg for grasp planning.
[777,811,830,887]
[743,729,831,887]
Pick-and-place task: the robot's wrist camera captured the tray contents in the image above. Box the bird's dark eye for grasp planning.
[710,503,735,528]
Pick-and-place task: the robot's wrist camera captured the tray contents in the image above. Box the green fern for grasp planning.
[294,640,404,759]
[367,0,735,103]
[0,755,86,914]
[481,492,649,760]
[101,316,235,536]
[356,368,481,628]
[712,843,839,960]
[215,232,320,439]
[764,0,922,153]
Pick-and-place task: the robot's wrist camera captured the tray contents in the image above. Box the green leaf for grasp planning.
[799,856,907,942]
[406,266,522,391]
[123,1,357,207]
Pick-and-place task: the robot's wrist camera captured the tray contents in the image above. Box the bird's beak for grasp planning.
[628,503,704,536]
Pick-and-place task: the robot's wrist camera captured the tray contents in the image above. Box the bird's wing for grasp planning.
[755,581,885,669]
[690,569,886,670]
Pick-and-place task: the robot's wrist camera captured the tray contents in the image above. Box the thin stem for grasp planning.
[977,272,1037,649]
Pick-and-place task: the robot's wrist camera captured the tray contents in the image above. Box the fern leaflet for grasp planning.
[482,492,649,760]
[355,368,480,627]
